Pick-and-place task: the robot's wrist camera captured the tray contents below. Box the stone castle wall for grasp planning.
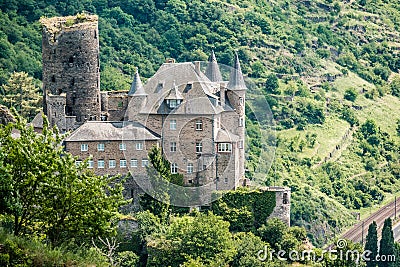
[267,187,291,226]
[41,15,101,124]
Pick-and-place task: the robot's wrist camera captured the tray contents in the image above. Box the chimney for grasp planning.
[194,61,201,75]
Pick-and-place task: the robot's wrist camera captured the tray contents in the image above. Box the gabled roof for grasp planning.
[165,81,184,100]
[65,121,160,142]
[205,50,223,82]
[227,53,247,91]
[128,69,147,96]
[31,112,44,128]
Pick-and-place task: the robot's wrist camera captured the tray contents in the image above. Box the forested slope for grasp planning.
[1,0,400,245]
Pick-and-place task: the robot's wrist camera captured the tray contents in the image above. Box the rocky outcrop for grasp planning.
[0,105,15,125]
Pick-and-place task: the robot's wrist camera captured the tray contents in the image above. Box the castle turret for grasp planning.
[226,53,246,184]
[205,50,223,82]
[227,52,247,91]
[128,68,146,96]
[41,14,101,125]
[126,69,147,120]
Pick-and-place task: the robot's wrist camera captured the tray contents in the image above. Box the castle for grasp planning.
[35,14,246,190]
[32,13,290,222]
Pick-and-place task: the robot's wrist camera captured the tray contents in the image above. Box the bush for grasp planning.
[341,106,359,126]
[344,88,358,102]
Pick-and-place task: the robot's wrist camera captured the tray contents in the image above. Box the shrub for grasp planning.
[344,88,358,102]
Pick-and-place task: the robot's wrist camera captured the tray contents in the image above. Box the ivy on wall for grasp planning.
[211,188,276,232]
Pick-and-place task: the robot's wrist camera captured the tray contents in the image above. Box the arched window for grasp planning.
[283,193,289,204]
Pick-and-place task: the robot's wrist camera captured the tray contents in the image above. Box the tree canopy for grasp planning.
[0,113,126,245]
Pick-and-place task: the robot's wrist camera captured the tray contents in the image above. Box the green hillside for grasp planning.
[1,0,400,246]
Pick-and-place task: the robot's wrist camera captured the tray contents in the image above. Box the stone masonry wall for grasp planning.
[42,15,101,124]
[64,140,158,176]
[267,187,291,226]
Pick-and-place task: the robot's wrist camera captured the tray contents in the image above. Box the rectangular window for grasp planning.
[170,119,177,130]
[224,177,228,183]
[239,117,244,127]
[98,160,105,169]
[88,160,94,168]
[195,120,203,131]
[119,143,126,151]
[239,97,244,105]
[75,160,82,167]
[170,142,177,152]
[238,140,244,149]
[169,99,177,108]
[81,144,88,151]
[120,159,127,168]
[98,143,105,151]
[196,142,202,153]
[171,163,178,174]
[136,142,143,150]
[218,143,232,152]
[142,159,149,167]
[187,163,194,174]
[131,159,138,168]
[109,159,116,168]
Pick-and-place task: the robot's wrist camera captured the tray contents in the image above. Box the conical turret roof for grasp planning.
[128,69,147,96]
[205,50,223,82]
[227,53,247,90]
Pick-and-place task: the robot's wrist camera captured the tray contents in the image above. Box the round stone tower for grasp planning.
[41,14,101,123]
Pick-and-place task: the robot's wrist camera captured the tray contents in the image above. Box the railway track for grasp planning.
[340,198,400,244]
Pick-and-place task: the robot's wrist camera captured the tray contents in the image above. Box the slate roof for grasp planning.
[65,121,160,142]
[216,128,239,142]
[205,50,223,82]
[165,81,184,100]
[31,112,44,128]
[139,62,227,115]
[227,52,247,91]
[128,69,146,96]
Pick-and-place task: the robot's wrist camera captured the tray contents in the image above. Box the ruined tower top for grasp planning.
[40,14,98,43]
[41,13,101,128]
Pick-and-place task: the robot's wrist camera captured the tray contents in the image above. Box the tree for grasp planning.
[264,74,280,94]
[140,145,184,221]
[365,221,378,267]
[379,218,395,267]
[0,114,126,245]
[257,218,288,251]
[231,232,269,267]
[251,61,267,78]
[360,119,378,138]
[341,106,359,126]
[390,76,400,97]
[344,88,358,102]
[1,72,41,121]
[396,119,400,136]
[146,212,235,267]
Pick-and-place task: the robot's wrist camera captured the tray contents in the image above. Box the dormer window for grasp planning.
[165,81,184,109]
[166,99,182,109]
